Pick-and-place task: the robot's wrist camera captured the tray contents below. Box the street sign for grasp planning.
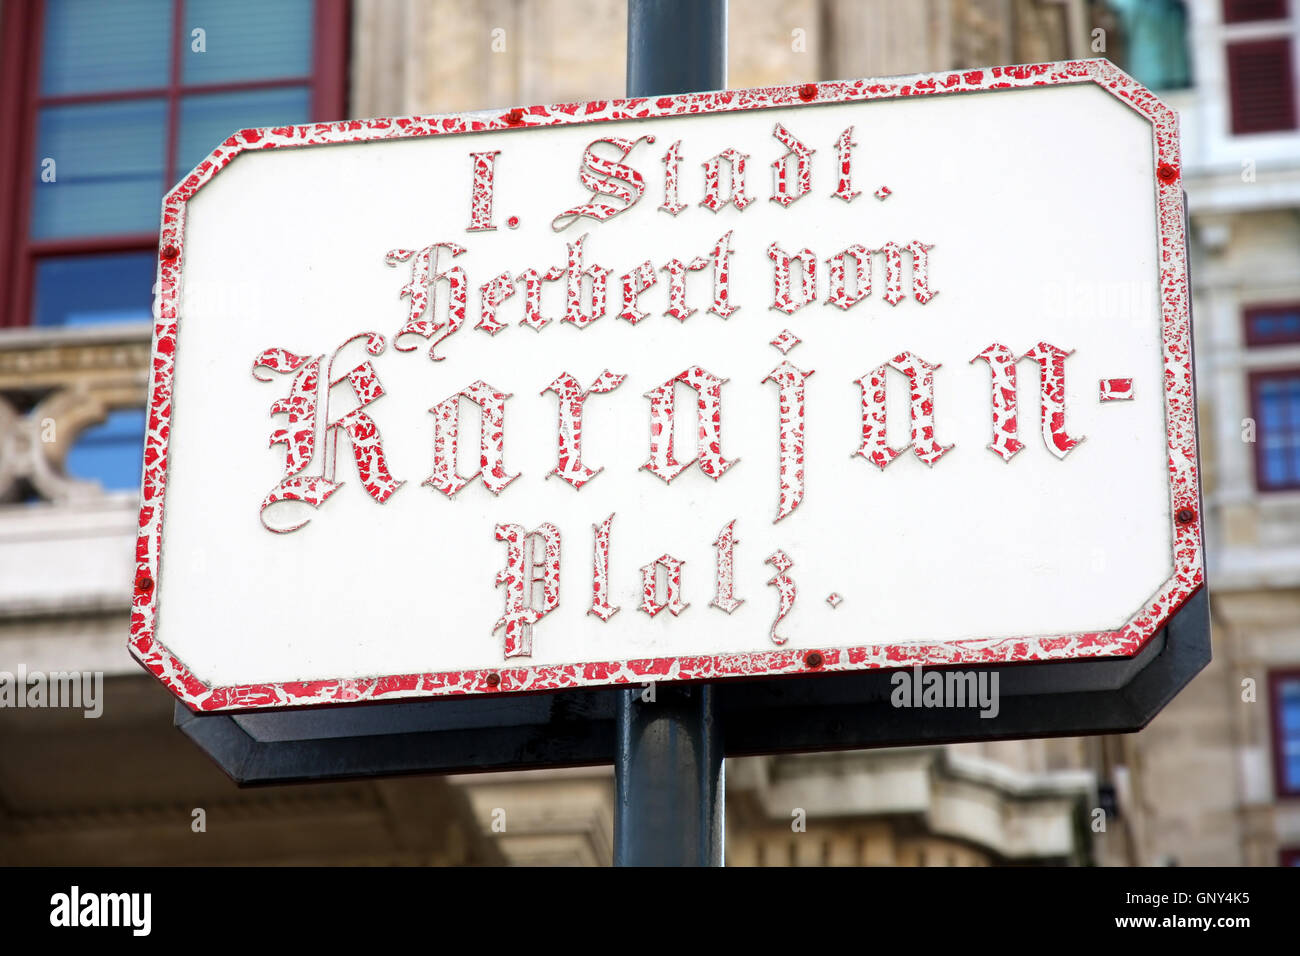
[133,59,1202,712]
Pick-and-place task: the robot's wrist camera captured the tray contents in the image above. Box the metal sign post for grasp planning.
[616,0,729,869]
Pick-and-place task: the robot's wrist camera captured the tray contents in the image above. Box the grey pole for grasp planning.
[615,683,725,866]
[626,0,727,97]
[615,0,727,867]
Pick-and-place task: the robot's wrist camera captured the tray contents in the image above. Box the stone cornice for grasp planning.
[0,324,151,392]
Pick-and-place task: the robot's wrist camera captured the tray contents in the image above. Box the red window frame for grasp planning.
[1270,669,1300,798]
[1244,301,1300,346]
[0,0,349,329]
[1249,369,1300,492]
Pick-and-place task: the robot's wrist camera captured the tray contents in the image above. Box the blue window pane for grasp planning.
[183,0,313,85]
[1247,306,1300,344]
[1258,388,1285,429]
[1283,679,1300,713]
[1256,373,1300,490]
[33,253,155,327]
[176,86,310,176]
[32,100,167,240]
[66,409,146,493]
[1281,679,1300,792]
[41,0,173,96]
[1264,449,1287,486]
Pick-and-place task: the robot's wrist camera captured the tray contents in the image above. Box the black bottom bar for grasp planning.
[12,857,1280,940]
[175,587,1211,785]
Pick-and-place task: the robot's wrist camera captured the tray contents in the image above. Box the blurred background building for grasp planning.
[0,0,1296,866]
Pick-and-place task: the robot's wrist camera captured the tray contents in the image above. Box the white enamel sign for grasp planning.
[132,61,1203,710]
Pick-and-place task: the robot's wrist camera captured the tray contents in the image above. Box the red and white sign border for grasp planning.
[132,59,1204,712]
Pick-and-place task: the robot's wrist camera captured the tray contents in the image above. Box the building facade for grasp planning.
[0,0,1295,866]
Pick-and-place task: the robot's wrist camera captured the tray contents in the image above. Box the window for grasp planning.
[1244,302,1300,346]
[1250,371,1300,491]
[1227,38,1298,134]
[1223,0,1289,23]
[5,0,348,328]
[1223,0,1297,135]
[0,0,347,489]
[1271,671,1300,797]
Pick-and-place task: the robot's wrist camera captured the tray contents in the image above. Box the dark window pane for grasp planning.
[182,0,313,85]
[66,408,145,493]
[32,253,155,327]
[1227,38,1297,134]
[176,86,310,175]
[1223,0,1288,24]
[32,100,167,239]
[41,0,173,96]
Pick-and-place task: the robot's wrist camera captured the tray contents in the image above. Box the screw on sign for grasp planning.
[132,61,1202,712]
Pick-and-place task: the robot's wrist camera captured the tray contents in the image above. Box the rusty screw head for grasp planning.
[1176,507,1196,525]
[486,672,501,688]
[160,244,179,260]
[504,107,524,125]
[137,575,154,592]
[798,83,817,101]
[1157,163,1179,185]
[804,650,824,669]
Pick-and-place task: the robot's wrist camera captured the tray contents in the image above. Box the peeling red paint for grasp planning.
[132,59,1203,711]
